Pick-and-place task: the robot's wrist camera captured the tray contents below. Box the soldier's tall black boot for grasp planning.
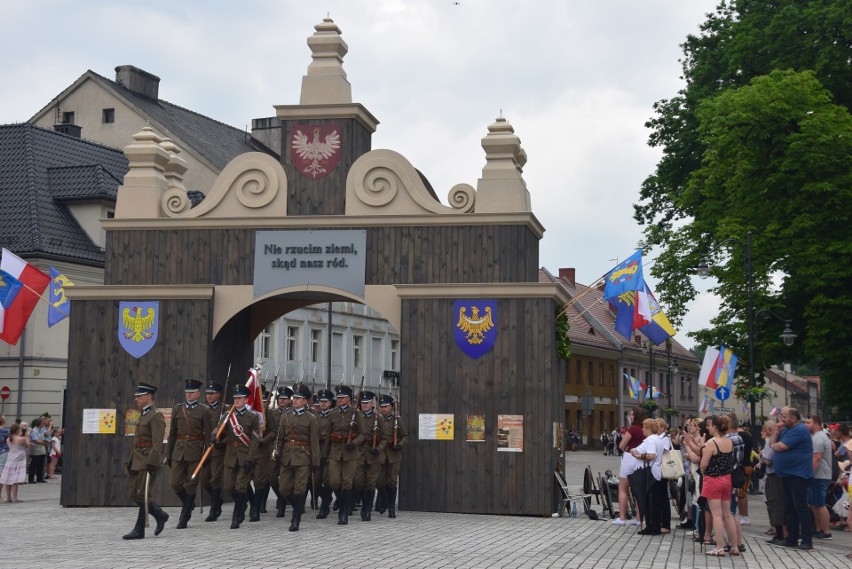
[205,488,221,522]
[362,488,374,521]
[122,505,146,540]
[317,485,330,519]
[175,490,188,529]
[337,489,350,525]
[375,485,387,514]
[177,493,195,529]
[289,495,305,532]
[259,486,269,513]
[149,501,169,535]
[387,486,397,519]
[230,492,246,529]
[271,484,286,518]
[248,486,260,522]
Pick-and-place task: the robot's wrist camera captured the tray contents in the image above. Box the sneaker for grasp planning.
[611,518,626,526]
[630,520,641,526]
[739,516,750,524]
[813,531,833,540]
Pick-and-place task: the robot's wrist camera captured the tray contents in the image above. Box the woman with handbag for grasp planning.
[629,418,665,535]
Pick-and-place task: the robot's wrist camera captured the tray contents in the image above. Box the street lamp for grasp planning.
[696,232,796,441]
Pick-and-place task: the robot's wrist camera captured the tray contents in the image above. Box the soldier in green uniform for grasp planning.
[266,386,292,519]
[378,393,408,518]
[353,391,385,521]
[248,386,274,522]
[166,378,213,529]
[277,384,320,531]
[202,381,229,522]
[314,388,334,519]
[327,384,365,525]
[122,382,169,540]
[221,384,259,529]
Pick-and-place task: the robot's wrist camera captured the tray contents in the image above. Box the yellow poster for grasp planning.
[82,408,117,434]
[124,409,141,436]
[466,413,485,442]
[418,413,454,440]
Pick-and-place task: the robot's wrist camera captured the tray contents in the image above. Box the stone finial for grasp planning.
[160,138,189,194]
[300,17,353,105]
[474,117,532,213]
[115,127,171,218]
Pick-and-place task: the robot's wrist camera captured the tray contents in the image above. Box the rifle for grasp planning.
[271,366,284,462]
[347,372,365,444]
[372,382,380,449]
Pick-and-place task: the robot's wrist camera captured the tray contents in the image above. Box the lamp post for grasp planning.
[696,232,797,442]
[647,342,656,416]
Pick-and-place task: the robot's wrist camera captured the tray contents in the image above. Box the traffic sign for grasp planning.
[715,385,730,401]
[0,386,10,400]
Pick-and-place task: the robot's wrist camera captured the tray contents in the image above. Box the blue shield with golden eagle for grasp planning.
[453,300,497,359]
[118,301,159,359]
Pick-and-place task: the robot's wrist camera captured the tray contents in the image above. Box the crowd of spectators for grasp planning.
[0,413,63,504]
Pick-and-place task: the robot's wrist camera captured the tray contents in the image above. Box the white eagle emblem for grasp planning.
[291,127,341,178]
[456,306,495,345]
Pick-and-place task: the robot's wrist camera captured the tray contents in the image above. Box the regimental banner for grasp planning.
[290,123,342,180]
[118,301,159,359]
[453,299,497,359]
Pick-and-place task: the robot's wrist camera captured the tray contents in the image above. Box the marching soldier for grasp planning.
[268,386,293,518]
[166,378,212,529]
[326,384,365,525]
[353,391,385,521]
[378,393,408,518]
[221,384,259,529]
[202,381,229,522]
[314,388,334,519]
[277,384,320,531]
[122,382,169,540]
[248,386,274,522]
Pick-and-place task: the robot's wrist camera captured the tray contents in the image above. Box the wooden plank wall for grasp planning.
[281,118,373,216]
[398,297,565,516]
[62,297,214,507]
[105,224,538,286]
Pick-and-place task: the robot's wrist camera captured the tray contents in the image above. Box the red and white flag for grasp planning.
[245,367,265,429]
[0,249,50,345]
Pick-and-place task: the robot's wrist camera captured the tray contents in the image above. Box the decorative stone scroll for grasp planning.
[345,149,475,216]
[161,152,288,218]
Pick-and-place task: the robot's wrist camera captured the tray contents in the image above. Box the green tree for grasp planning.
[635,0,852,416]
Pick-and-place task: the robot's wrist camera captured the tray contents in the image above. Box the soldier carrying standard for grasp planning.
[166,378,212,529]
[220,384,259,529]
[276,383,320,531]
[122,382,169,540]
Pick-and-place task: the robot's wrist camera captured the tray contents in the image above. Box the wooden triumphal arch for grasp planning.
[63,19,567,516]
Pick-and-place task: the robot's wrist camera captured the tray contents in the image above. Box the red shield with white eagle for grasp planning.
[290,124,342,180]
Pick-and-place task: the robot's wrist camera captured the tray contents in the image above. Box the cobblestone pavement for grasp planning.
[3,452,851,569]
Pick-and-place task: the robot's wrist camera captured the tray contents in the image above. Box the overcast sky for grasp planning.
[0,0,721,349]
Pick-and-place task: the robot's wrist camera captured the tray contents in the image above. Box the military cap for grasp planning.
[184,378,203,392]
[293,384,312,400]
[205,381,224,393]
[134,382,158,396]
[379,394,395,407]
[277,386,294,399]
[233,384,250,398]
[335,385,353,398]
[359,390,376,403]
[317,389,334,402]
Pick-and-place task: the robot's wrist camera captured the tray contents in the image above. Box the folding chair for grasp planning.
[554,471,592,517]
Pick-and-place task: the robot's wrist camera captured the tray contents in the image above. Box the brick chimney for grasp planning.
[115,65,160,100]
[559,268,575,285]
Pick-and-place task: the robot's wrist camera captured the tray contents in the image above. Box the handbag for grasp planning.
[661,448,685,479]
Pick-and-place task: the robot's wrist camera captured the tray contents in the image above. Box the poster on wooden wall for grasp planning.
[418,413,454,440]
[82,409,117,434]
[466,413,485,442]
[497,414,523,452]
[124,409,140,436]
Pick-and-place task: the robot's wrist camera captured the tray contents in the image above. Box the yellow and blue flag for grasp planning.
[604,250,644,301]
[0,269,23,335]
[48,267,73,327]
[638,285,676,345]
[624,373,640,399]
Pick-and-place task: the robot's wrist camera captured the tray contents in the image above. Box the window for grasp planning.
[286,326,298,361]
[102,108,115,124]
[62,111,75,124]
[598,363,604,386]
[310,329,321,363]
[390,339,399,370]
[353,335,363,369]
[332,332,343,367]
[258,325,273,360]
[587,361,593,385]
[609,365,615,386]
[371,337,383,376]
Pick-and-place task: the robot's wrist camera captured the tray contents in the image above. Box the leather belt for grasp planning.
[177,435,205,441]
[329,433,348,443]
[286,439,310,447]
[134,441,153,448]
[229,442,245,447]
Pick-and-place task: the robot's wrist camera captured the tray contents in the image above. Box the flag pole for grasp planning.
[12,280,70,318]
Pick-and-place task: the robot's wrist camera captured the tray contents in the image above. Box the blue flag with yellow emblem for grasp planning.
[603,250,644,301]
[0,269,23,335]
[48,267,73,327]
